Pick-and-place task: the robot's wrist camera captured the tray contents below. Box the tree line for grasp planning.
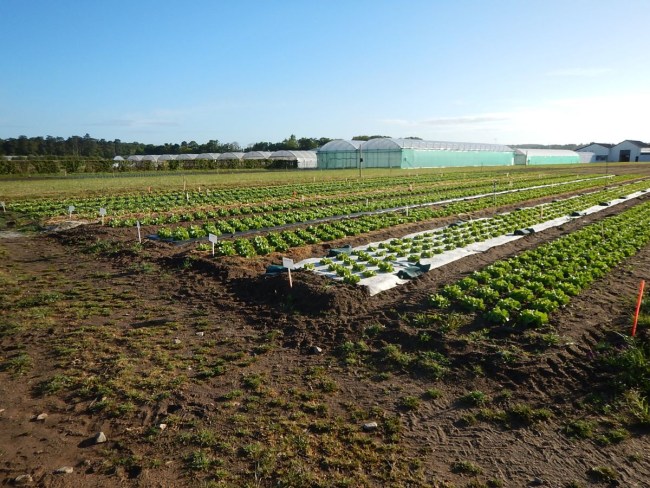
[0,134,333,158]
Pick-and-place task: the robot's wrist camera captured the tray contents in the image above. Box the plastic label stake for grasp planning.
[632,280,646,337]
[99,207,107,225]
[136,221,142,243]
[68,205,75,219]
[208,233,219,257]
[283,257,294,288]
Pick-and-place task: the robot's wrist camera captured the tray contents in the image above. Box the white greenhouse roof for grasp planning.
[158,154,178,161]
[269,150,317,162]
[177,153,199,160]
[196,153,220,160]
[515,149,579,157]
[127,155,144,161]
[318,139,363,152]
[113,156,124,161]
[142,155,159,162]
[362,138,513,152]
[218,152,245,160]
[242,151,272,159]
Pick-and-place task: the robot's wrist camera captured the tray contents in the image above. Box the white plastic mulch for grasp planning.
[293,188,649,296]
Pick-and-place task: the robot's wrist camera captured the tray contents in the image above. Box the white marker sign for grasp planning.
[208,233,219,256]
[99,207,107,225]
[283,257,295,288]
[136,220,142,243]
[68,205,75,219]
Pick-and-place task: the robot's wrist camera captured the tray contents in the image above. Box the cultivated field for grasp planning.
[1,164,650,487]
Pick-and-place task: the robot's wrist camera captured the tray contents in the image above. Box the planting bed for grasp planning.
[1,165,650,487]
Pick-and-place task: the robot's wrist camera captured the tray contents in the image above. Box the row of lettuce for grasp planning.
[182,181,648,258]
[428,199,650,329]
[8,172,604,220]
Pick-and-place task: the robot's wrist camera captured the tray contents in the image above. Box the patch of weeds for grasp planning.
[623,389,650,425]
[383,416,401,442]
[185,449,213,471]
[477,408,507,423]
[460,390,489,407]
[399,396,421,411]
[507,404,553,425]
[457,413,478,427]
[0,321,22,337]
[338,340,370,366]
[424,388,442,400]
[450,460,482,476]
[563,419,595,439]
[487,479,505,488]
[587,465,618,483]
[0,352,32,375]
[241,373,264,391]
[33,374,74,396]
[564,481,586,488]
[595,427,629,446]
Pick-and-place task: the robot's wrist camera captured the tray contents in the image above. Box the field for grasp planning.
[1,164,650,487]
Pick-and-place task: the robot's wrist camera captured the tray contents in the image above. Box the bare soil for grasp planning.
[1,191,650,487]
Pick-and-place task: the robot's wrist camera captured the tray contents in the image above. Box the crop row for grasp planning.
[107,174,616,228]
[293,184,648,284]
[427,198,650,329]
[183,181,649,255]
[8,172,605,220]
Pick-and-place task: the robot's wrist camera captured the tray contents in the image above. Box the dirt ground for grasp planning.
[1,191,650,487]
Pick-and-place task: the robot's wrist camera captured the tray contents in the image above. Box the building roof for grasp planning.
[242,151,272,159]
[620,140,650,148]
[515,149,579,157]
[576,143,614,150]
[361,138,513,152]
[318,139,364,152]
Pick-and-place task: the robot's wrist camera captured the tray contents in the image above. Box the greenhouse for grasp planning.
[317,138,515,169]
[317,140,363,169]
[196,153,220,160]
[514,149,580,165]
[177,154,198,161]
[242,151,272,160]
[269,150,317,169]
[218,152,245,160]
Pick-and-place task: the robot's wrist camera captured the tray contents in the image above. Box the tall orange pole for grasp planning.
[632,280,645,337]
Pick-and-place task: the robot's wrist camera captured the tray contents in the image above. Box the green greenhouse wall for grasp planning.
[525,155,580,165]
[318,149,516,169]
[404,149,513,168]
[317,151,359,169]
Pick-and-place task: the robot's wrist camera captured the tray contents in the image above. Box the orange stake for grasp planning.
[632,280,645,337]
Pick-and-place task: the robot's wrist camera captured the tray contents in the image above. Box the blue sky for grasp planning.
[1,0,649,146]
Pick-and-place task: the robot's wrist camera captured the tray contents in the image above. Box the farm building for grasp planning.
[514,149,580,165]
[270,150,317,169]
[609,140,650,162]
[640,148,650,162]
[576,143,613,162]
[317,139,515,169]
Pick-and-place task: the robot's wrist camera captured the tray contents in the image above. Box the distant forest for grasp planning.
[1,134,582,158]
[0,134,333,158]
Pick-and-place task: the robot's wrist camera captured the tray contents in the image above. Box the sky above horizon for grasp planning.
[1,0,649,147]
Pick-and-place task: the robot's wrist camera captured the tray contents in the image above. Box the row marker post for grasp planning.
[632,280,645,337]
[208,233,219,257]
[283,257,294,288]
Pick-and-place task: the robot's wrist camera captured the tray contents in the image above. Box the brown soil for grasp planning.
[1,191,650,487]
